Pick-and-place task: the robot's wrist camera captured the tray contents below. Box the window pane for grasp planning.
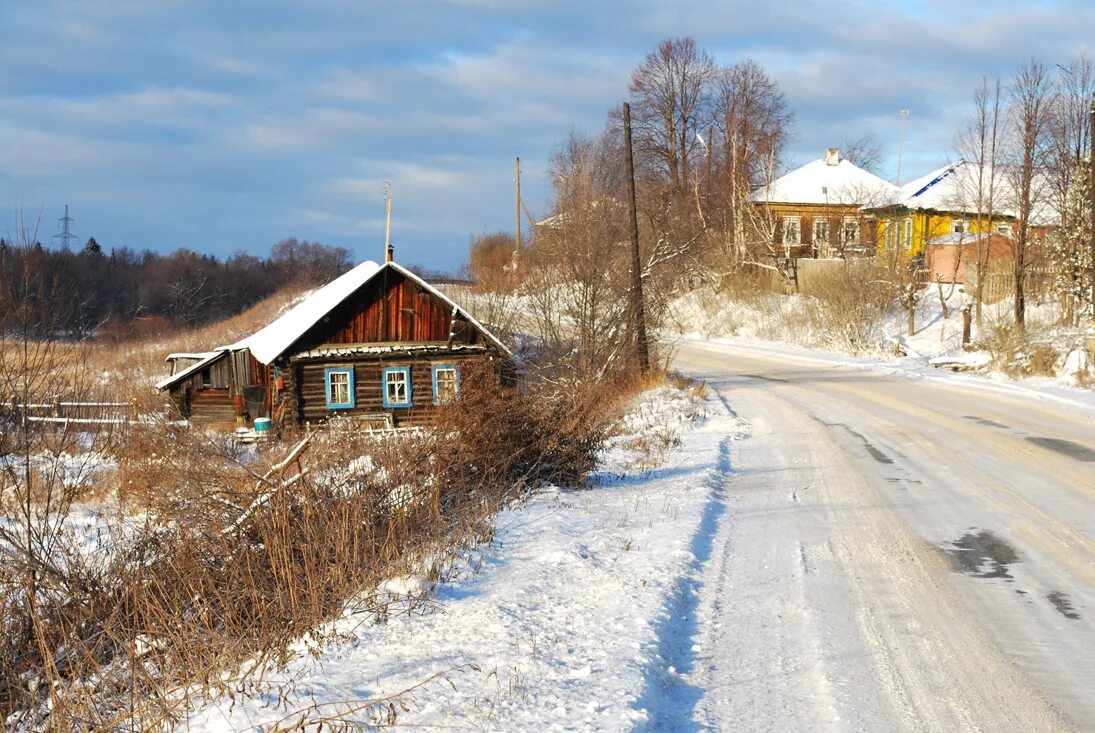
[328,370,352,406]
[385,369,409,405]
[435,367,458,404]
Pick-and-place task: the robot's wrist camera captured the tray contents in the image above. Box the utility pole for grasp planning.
[1089,93,1094,321]
[515,157,522,255]
[623,102,650,375]
[896,109,910,186]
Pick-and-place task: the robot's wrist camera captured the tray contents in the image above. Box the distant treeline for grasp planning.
[0,237,352,339]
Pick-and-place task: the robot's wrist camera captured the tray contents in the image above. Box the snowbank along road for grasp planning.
[671,340,1094,732]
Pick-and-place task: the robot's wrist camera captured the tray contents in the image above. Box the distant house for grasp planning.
[869,160,1056,261]
[869,161,1012,261]
[752,148,900,259]
[157,251,512,431]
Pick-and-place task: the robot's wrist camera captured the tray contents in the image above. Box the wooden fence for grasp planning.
[966,265,1061,305]
[3,398,139,427]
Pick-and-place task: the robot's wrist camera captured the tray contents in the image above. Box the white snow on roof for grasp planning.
[753,157,900,206]
[155,350,226,390]
[228,260,382,364]
[227,259,511,365]
[164,351,219,362]
[897,160,1057,226]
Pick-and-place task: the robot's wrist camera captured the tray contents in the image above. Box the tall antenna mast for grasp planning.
[896,109,910,186]
[52,204,78,249]
[515,157,522,256]
[383,181,392,262]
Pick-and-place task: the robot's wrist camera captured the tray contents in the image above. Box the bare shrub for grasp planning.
[1,356,634,729]
[976,319,1066,377]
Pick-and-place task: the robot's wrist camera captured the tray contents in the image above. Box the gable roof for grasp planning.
[157,260,511,391]
[887,160,1057,226]
[225,259,382,363]
[230,259,510,364]
[752,156,900,206]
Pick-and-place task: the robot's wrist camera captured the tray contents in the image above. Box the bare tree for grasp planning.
[1006,60,1054,329]
[624,37,717,193]
[841,134,885,174]
[955,77,1005,329]
[525,131,633,376]
[699,59,794,278]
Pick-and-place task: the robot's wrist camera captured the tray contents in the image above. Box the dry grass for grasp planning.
[1,355,641,730]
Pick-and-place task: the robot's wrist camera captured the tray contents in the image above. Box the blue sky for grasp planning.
[2,0,1093,270]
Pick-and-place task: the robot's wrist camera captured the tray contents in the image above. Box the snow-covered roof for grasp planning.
[154,350,226,391]
[927,231,1010,246]
[158,259,512,392]
[165,351,219,362]
[230,260,511,365]
[226,260,383,363]
[753,155,900,206]
[894,160,1057,226]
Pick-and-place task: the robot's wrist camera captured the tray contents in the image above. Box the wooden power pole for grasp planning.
[623,102,650,375]
[1089,93,1095,319]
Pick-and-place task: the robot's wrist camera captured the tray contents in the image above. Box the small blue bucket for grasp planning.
[254,417,272,433]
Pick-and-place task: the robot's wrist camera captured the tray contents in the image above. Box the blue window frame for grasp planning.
[324,367,355,409]
[382,366,412,408]
[431,365,460,405]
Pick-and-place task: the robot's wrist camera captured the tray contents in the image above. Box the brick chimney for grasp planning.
[825,148,840,166]
[386,243,394,263]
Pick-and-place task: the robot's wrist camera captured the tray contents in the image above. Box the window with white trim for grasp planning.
[885,221,895,249]
[432,365,459,405]
[995,222,1011,235]
[782,216,801,245]
[324,367,355,409]
[842,217,860,245]
[904,218,913,250]
[382,367,412,408]
[952,219,967,235]
[813,219,829,245]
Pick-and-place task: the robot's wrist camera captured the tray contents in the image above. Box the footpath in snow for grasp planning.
[185,384,748,732]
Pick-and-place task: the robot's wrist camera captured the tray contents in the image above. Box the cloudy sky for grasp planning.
[2,0,1092,270]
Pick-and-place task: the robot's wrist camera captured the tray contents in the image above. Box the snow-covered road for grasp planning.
[674,340,1095,731]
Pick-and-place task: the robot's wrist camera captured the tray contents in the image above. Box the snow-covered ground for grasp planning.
[666,284,1093,397]
[183,384,747,731]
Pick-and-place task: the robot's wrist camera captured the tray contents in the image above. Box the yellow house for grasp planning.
[869,161,1015,261]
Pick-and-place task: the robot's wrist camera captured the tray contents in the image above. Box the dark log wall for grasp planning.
[294,270,484,350]
[186,389,236,428]
[282,353,492,428]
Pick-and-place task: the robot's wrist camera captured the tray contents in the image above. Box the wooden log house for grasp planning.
[157,251,512,431]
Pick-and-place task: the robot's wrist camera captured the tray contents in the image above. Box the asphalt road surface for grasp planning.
[674,340,1095,732]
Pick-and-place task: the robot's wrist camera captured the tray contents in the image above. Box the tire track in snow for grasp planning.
[634,388,740,731]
